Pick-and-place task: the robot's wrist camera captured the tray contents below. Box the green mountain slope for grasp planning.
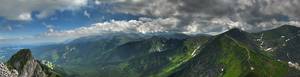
[83,35,210,77]
[171,29,288,77]
[31,33,209,77]
[252,25,300,76]
[253,25,300,62]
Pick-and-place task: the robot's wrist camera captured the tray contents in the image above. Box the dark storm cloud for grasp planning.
[169,0,299,23]
[98,0,300,32]
[0,0,88,21]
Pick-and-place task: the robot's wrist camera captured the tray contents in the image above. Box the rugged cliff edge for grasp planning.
[0,49,61,77]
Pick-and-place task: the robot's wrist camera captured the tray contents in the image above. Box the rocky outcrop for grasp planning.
[0,63,18,77]
[0,49,61,77]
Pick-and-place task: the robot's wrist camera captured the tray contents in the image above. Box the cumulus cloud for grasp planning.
[46,25,55,33]
[0,0,88,21]
[106,0,300,18]
[84,10,91,18]
[96,0,300,32]
[42,17,179,39]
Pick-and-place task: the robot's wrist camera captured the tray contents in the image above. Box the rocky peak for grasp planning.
[0,49,61,77]
[6,49,33,71]
[271,25,300,33]
[217,28,251,41]
[223,28,247,36]
[277,25,298,29]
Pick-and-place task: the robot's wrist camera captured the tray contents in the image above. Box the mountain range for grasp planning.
[2,25,300,77]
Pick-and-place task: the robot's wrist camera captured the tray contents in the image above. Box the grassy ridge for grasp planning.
[218,35,288,77]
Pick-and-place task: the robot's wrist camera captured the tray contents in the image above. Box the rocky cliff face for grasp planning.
[0,63,18,77]
[0,49,61,77]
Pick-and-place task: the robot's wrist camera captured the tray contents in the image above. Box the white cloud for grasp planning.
[43,17,179,39]
[95,0,101,5]
[0,0,88,21]
[84,10,91,18]
[46,25,55,33]
[17,12,32,21]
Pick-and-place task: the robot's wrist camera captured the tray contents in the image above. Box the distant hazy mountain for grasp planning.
[28,25,300,77]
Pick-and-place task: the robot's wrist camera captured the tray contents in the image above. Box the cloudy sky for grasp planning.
[0,0,300,46]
